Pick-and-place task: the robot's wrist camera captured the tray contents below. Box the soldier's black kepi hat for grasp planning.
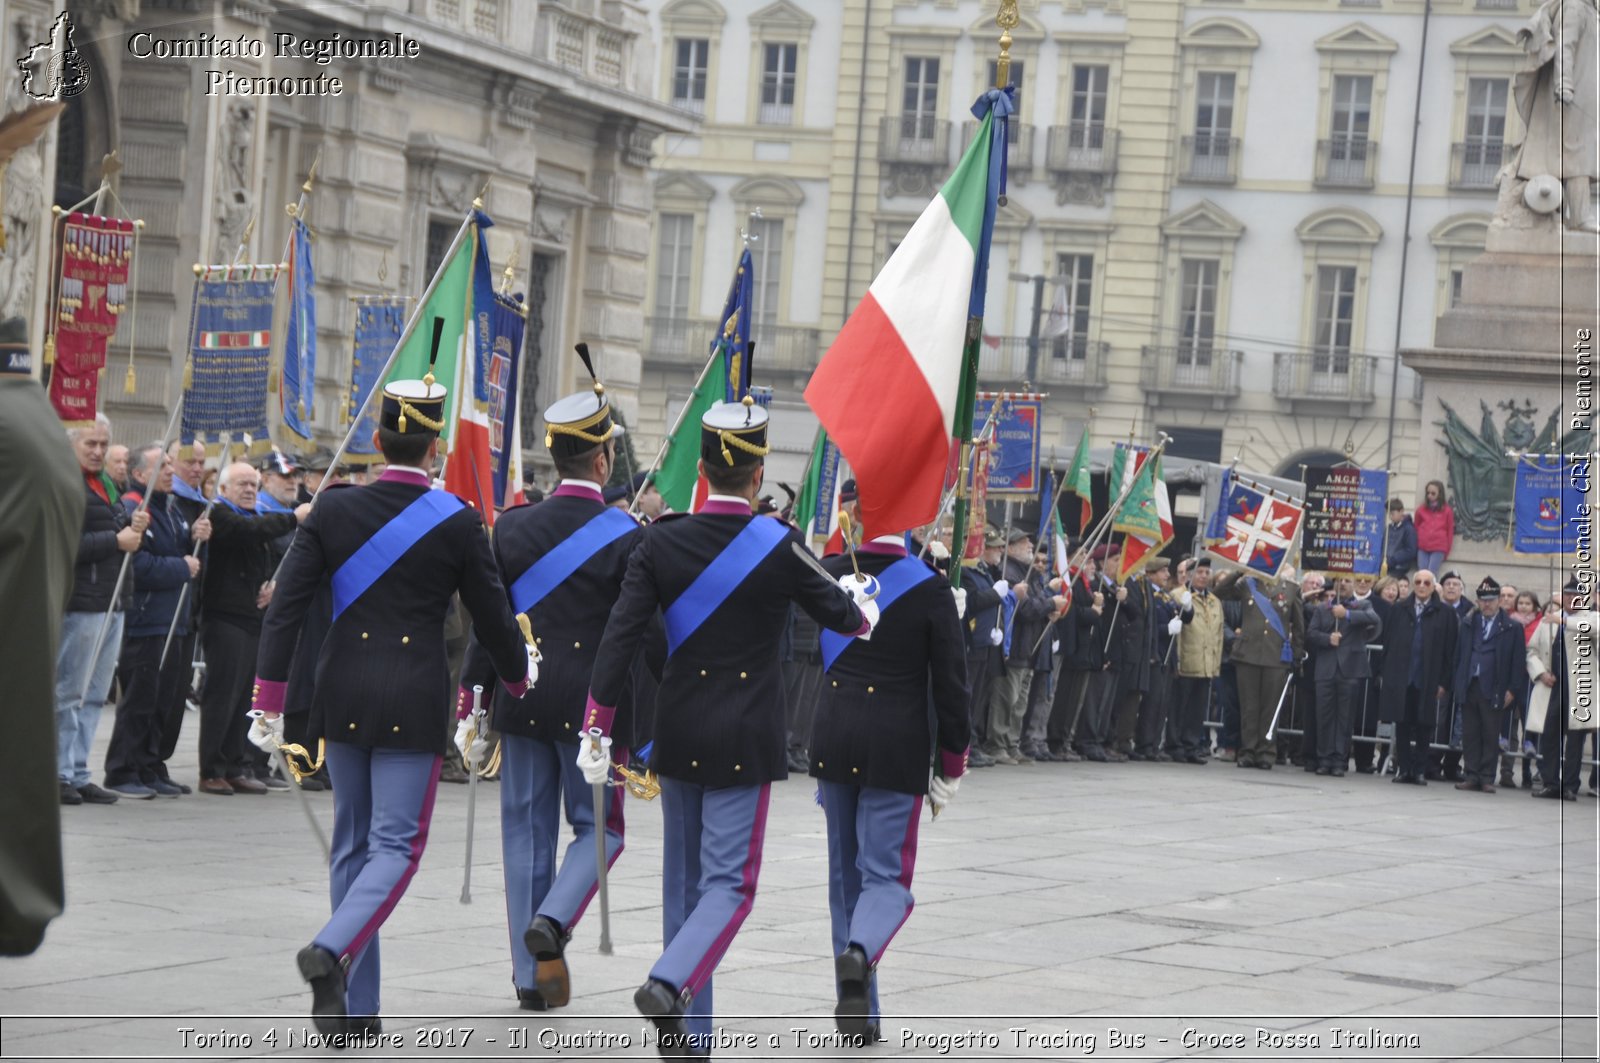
[380,378,448,436]
[544,342,623,459]
[701,397,770,467]
[1476,576,1500,600]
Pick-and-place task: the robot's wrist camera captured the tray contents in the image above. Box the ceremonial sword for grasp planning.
[460,685,485,905]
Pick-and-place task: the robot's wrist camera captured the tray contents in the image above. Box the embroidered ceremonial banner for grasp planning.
[181,267,277,452]
[48,213,134,424]
[1512,455,1587,554]
[345,299,406,462]
[1302,464,1388,576]
[961,440,992,563]
[985,398,1043,496]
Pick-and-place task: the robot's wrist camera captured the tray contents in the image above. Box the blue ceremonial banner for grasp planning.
[346,299,407,461]
[487,292,526,506]
[985,398,1042,496]
[1036,469,1055,544]
[1512,455,1587,554]
[182,268,276,449]
[1301,464,1389,576]
[280,218,316,441]
[719,248,754,402]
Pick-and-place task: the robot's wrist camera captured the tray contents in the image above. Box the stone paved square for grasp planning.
[3,713,1597,1061]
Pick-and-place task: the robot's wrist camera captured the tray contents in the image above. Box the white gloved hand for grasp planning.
[576,735,612,786]
[857,598,881,640]
[989,626,1004,647]
[1175,587,1193,608]
[952,587,967,619]
[246,710,283,754]
[1052,640,1061,654]
[929,774,961,808]
[1167,616,1184,636]
[928,540,950,561]
[993,579,1010,596]
[837,572,880,606]
[455,716,492,766]
[525,646,541,690]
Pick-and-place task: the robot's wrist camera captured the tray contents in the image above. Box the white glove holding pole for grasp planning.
[1167,616,1184,636]
[1175,587,1194,608]
[927,540,950,561]
[993,579,1010,597]
[989,627,1004,647]
[455,716,492,766]
[525,645,541,690]
[838,572,881,605]
[952,587,967,619]
[929,774,960,809]
[576,732,612,786]
[246,710,283,754]
[857,598,881,640]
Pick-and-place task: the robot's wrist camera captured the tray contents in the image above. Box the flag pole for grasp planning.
[951,2,1017,591]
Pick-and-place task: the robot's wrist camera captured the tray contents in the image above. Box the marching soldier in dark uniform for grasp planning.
[460,352,644,1012]
[810,506,969,1043]
[1214,568,1305,769]
[581,393,873,1060]
[250,373,531,1036]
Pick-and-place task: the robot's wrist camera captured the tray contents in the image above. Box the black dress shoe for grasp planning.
[835,944,871,1040]
[59,780,83,806]
[77,782,120,804]
[1254,759,1272,770]
[1315,767,1331,776]
[1408,775,1428,786]
[842,1022,886,1047]
[524,915,571,1008]
[297,944,347,1037]
[346,1017,382,1036]
[634,978,692,1059]
[516,986,548,1011]
[1331,768,1346,777]
[1185,754,1208,765]
[1392,772,1410,784]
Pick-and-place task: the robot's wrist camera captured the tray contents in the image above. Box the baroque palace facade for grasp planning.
[6,0,684,450]
[636,0,1538,511]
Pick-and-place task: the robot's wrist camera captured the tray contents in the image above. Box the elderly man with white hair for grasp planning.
[196,461,308,796]
[56,414,148,806]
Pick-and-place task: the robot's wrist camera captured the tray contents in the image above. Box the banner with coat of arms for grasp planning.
[344,298,408,463]
[1205,469,1306,579]
[1511,454,1588,554]
[46,213,135,425]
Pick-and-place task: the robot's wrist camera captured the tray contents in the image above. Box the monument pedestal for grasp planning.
[1400,195,1598,595]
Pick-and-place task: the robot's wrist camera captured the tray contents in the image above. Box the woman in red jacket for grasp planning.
[1413,480,1454,574]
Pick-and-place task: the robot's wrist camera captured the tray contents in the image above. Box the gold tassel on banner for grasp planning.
[43,334,55,366]
[123,362,136,395]
[182,358,193,391]
[267,362,280,394]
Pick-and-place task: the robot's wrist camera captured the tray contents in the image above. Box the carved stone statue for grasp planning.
[1513,0,1600,231]
[214,101,255,254]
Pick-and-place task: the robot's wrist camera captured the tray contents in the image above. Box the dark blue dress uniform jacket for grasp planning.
[461,493,644,749]
[257,478,528,755]
[587,508,863,789]
[809,551,970,795]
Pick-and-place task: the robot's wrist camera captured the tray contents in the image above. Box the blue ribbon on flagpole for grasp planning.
[966,86,1016,321]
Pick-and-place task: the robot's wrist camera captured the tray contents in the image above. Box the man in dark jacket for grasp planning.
[1051,547,1104,760]
[1378,569,1459,784]
[1106,559,1154,760]
[963,528,1006,764]
[1305,578,1382,776]
[982,529,1060,764]
[198,461,306,794]
[103,444,211,797]
[1384,498,1417,578]
[1453,577,1523,792]
[56,414,148,806]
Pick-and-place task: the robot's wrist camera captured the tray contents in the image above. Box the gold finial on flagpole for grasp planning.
[500,240,520,296]
[995,0,1019,89]
[302,147,321,196]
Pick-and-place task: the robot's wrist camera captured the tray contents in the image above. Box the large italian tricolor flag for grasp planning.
[804,111,998,537]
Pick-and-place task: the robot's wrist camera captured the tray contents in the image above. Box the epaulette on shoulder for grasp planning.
[653,510,693,524]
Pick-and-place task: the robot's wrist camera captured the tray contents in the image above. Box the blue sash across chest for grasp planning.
[331,490,465,621]
[509,507,637,615]
[820,556,937,671]
[663,517,789,656]
[1247,577,1293,664]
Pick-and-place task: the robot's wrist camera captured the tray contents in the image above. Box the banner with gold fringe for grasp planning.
[344,297,407,464]
[180,264,279,456]
[46,212,134,424]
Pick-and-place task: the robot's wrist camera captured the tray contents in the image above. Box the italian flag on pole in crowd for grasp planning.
[1110,443,1174,580]
[805,93,1010,538]
[384,208,499,516]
